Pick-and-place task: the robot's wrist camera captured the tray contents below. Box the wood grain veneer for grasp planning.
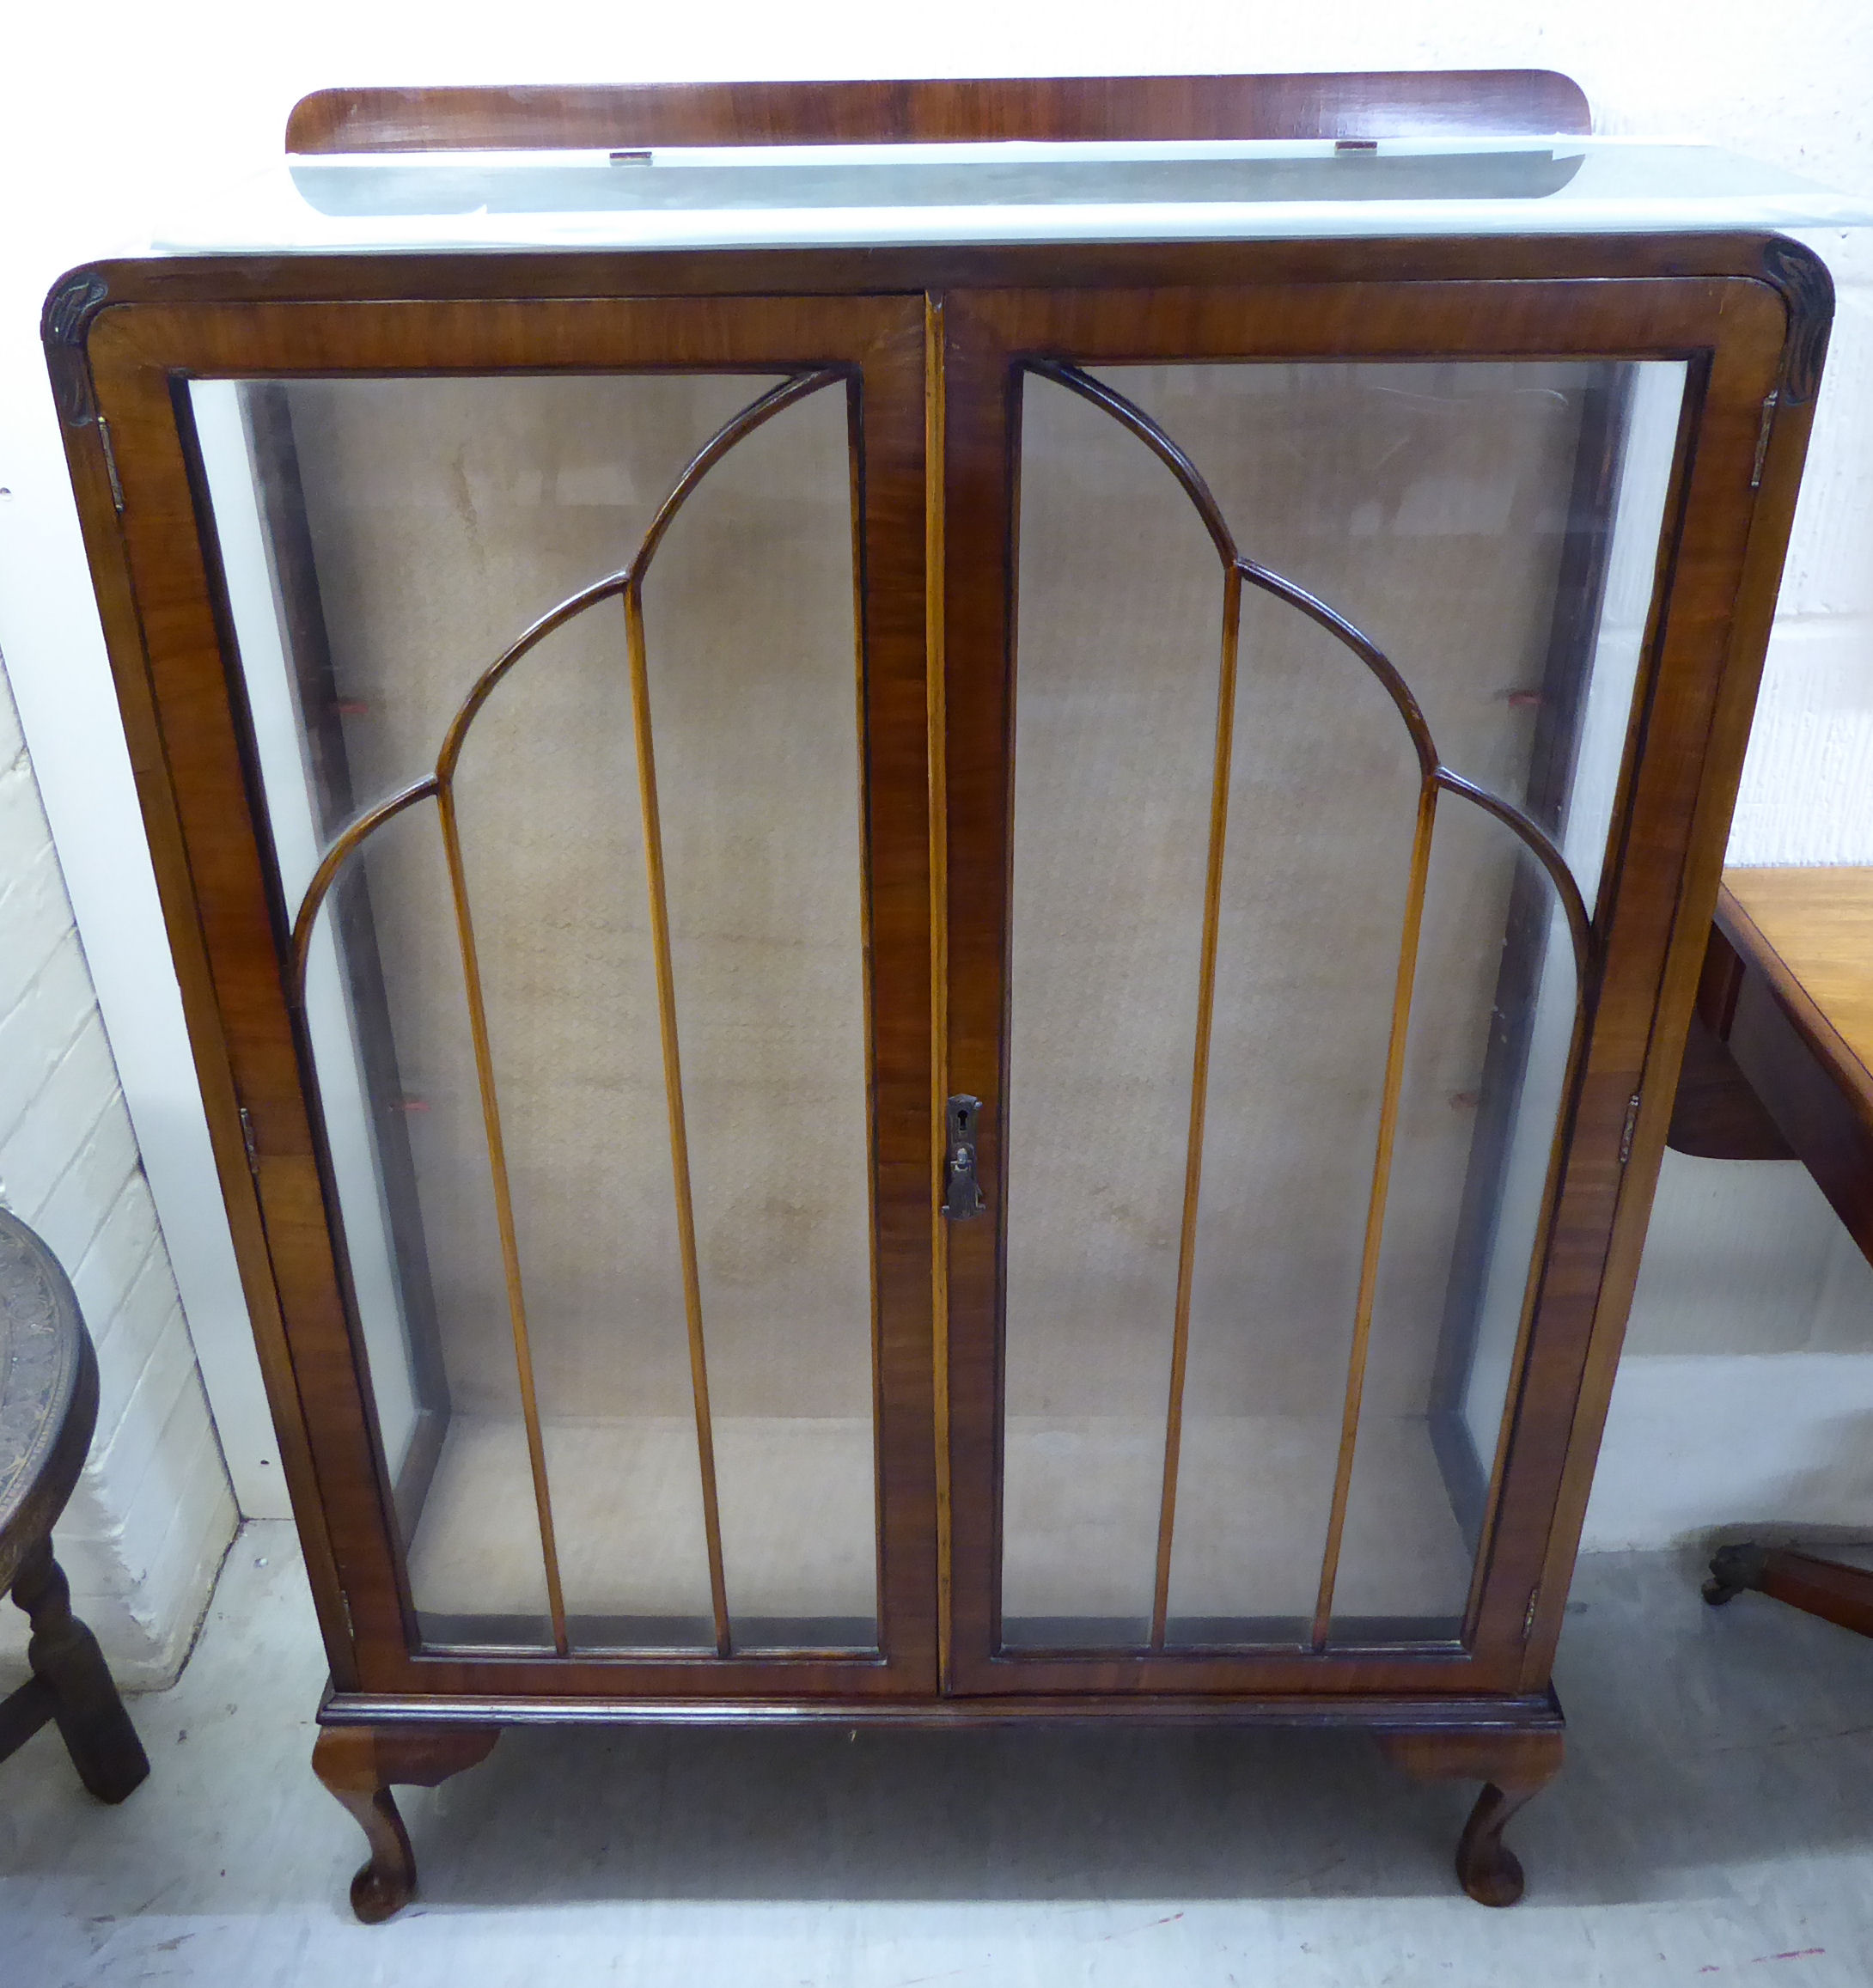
[288,71,1592,156]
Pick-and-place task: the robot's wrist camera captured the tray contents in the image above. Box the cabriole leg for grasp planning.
[1377,1723,1564,1907]
[1450,1772,1553,1906]
[312,1721,499,1923]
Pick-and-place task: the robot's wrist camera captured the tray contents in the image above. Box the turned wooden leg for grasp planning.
[9,1538,149,1803]
[312,1722,498,1923]
[1377,1723,1564,1907]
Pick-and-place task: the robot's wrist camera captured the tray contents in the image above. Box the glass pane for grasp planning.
[157,139,1866,257]
[1166,588,1422,1645]
[447,608,714,1652]
[1330,812,1575,1638]
[320,798,558,1648]
[192,369,878,1654]
[641,387,879,1649]
[1451,358,1688,1546]
[1002,357,1684,1650]
[999,375,1220,1647]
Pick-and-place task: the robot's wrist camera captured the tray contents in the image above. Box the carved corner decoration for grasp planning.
[42,268,111,428]
[1758,237,1833,406]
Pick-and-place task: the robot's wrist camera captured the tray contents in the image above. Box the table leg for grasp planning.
[9,1536,149,1802]
[1705,1542,1873,1637]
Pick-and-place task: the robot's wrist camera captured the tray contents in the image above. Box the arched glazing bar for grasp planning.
[1028,362,1595,1652]
[290,367,847,1659]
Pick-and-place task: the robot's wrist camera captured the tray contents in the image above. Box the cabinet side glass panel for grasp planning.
[1443,357,1686,1568]
[191,369,879,1656]
[1001,357,1684,1651]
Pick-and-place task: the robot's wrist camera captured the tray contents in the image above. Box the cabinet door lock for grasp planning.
[942,1094,985,1220]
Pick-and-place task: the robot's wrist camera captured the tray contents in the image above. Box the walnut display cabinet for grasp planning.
[45,73,1846,1918]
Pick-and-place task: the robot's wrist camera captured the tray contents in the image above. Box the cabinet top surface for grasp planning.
[141,137,1870,257]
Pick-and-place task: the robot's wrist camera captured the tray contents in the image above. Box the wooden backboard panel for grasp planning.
[287,72,1591,156]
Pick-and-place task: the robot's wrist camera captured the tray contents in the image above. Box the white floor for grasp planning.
[3,1522,1872,1985]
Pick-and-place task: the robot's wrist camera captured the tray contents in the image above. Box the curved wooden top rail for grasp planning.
[288,72,1591,156]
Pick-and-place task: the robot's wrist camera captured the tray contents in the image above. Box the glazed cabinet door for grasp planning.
[936,278,1790,1694]
[87,294,936,1698]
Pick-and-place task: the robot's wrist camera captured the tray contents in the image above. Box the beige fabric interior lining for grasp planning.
[408,1415,878,1640]
[405,1409,1466,1644]
[271,357,1605,1644]
[1004,363,1591,1631]
[285,374,876,1629]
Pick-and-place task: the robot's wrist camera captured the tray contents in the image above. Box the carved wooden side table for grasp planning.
[0,1207,150,1802]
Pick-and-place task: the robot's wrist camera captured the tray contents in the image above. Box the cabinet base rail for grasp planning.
[314,1688,1563,1920]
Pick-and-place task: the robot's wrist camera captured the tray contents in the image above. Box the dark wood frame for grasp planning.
[42,69,1830,1918]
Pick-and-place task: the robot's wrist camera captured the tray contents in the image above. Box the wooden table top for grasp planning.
[1719,866,1873,1110]
[0,1210,90,1584]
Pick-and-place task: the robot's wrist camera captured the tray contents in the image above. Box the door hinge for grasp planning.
[1619,1091,1643,1168]
[1522,1587,1540,1640]
[96,415,125,514]
[1750,389,1779,490]
[239,1107,260,1178]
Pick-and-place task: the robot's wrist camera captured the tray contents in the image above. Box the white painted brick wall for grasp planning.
[0,654,235,1689]
[1729,256,1873,864]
